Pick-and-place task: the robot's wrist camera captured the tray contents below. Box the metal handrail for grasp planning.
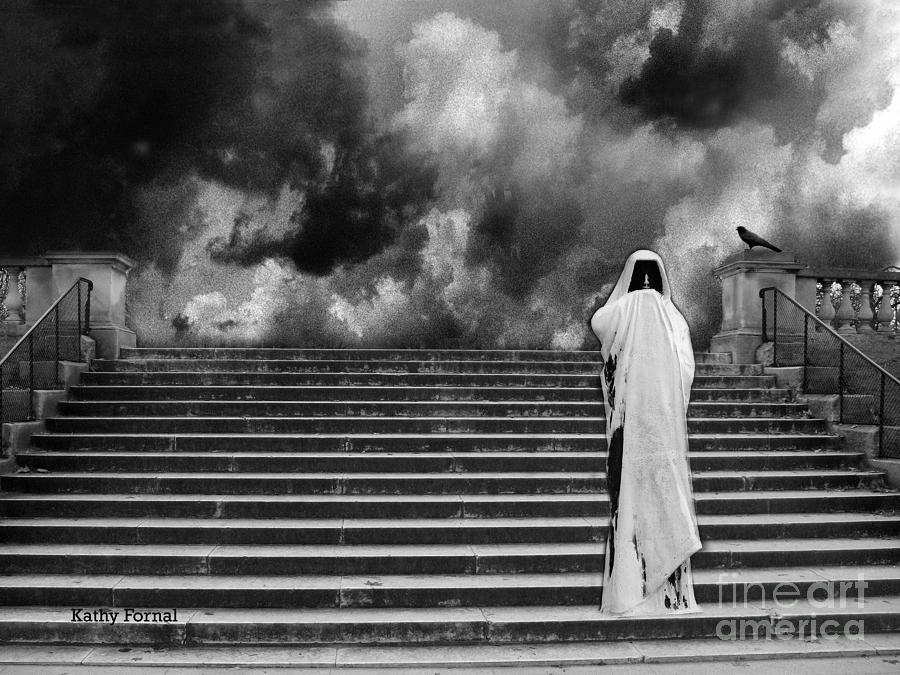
[0,278,93,421]
[760,286,900,456]
[760,287,900,384]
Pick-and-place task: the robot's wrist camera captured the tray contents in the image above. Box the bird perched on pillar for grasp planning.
[736,226,781,252]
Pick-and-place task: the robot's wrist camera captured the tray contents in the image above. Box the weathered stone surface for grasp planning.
[1,420,43,455]
[870,457,900,489]
[803,394,839,422]
[834,423,880,461]
[764,366,804,398]
[0,347,897,658]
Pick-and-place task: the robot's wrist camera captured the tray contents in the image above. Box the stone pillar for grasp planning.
[710,250,805,364]
[794,275,820,317]
[22,262,54,325]
[44,251,136,359]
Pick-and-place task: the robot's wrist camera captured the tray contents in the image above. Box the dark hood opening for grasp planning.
[627,260,664,293]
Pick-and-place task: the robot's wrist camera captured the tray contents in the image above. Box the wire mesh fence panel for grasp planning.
[806,323,842,395]
[0,279,92,424]
[882,377,900,458]
[761,291,806,367]
[841,347,880,425]
[0,335,33,423]
[760,287,900,459]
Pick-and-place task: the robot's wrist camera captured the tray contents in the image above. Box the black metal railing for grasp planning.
[0,278,92,423]
[760,286,900,459]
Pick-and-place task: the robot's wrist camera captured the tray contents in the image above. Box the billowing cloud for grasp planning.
[9,0,900,349]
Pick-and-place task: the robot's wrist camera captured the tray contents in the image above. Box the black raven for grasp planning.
[736,226,781,252]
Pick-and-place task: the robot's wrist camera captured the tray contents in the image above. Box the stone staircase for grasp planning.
[1,348,899,659]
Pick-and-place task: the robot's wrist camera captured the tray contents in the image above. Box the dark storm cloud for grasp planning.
[561,0,843,135]
[1,0,436,275]
[6,0,898,349]
[207,134,437,274]
[619,24,749,128]
[1,0,264,268]
[470,181,583,299]
[290,137,437,275]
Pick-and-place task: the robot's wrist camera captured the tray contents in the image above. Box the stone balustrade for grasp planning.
[0,258,49,338]
[711,251,900,363]
[4,248,896,363]
[0,252,135,359]
[795,268,900,335]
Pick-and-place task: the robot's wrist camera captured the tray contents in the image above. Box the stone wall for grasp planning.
[1,252,135,360]
[841,334,900,377]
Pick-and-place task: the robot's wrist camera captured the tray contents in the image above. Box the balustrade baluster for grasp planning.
[878,282,894,328]
[0,268,8,322]
[849,280,864,332]
[871,282,884,331]
[829,280,845,330]
[17,269,25,319]
[859,285,875,332]
[815,279,833,329]
[891,284,900,333]
[815,280,825,318]
[0,266,26,325]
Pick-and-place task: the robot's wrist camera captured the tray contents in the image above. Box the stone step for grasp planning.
[2,595,899,644]
[119,348,731,364]
[30,432,842,453]
[69,385,793,402]
[8,342,900,654]
[92,359,761,376]
[56,400,811,418]
[121,348,607,362]
[0,469,884,495]
[1,512,896,545]
[42,416,831,435]
[0,565,897,609]
[3,638,898,668]
[14,449,863,474]
[695,352,733,363]
[1,539,899,576]
[2,489,896,518]
[80,371,778,388]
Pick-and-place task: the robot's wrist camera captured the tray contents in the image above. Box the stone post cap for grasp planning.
[0,256,50,267]
[43,251,136,273]
[714,249,805,276]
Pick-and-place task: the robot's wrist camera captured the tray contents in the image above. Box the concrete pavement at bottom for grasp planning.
[0,634,899,673]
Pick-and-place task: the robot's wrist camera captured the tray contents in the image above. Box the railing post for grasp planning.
[54,304,60,386]
[773,292,778,367]
[27,332,34,421]
[838,341,844,424]
[0,363,3,423]
[77,282,82,339]
[802,315,808,391]
[880,372,886,458]
[84,279,92,336]
[761,290,768,342]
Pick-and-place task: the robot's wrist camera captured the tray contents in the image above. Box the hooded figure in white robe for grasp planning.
[589,249,702,616]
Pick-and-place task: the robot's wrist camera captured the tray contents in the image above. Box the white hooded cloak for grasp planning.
[589,250,702,616]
